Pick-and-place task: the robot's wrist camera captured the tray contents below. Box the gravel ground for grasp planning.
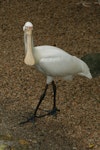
[0,0,100,150]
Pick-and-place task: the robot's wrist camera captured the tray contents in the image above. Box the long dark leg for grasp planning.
[34,84,48,117]
[19,84,48,124]
[52,81,57,109]
[47,81,60,115]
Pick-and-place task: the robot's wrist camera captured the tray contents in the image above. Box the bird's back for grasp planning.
[34,45,71,59]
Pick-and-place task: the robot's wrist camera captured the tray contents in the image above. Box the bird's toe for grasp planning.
[47,107,60,116]
[19,116,36,125]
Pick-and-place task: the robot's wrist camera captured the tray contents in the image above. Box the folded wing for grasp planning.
[39,56,82,77]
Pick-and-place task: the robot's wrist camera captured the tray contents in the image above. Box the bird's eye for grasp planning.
[23,26,33,32]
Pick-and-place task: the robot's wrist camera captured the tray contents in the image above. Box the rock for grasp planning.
[81,53,100,77]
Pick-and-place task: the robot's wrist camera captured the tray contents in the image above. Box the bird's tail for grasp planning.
[78,60,92,79]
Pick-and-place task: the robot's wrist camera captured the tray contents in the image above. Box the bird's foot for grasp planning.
[19,108,60,125]
[19,115,36,125]
[47,107,60,116]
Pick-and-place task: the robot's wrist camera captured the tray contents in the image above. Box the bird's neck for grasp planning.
[27,34,33,51]
[24,34,35,66]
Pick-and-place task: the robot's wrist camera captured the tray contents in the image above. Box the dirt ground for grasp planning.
[0,0,100,150]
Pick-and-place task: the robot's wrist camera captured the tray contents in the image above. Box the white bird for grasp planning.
[20,22,92,124]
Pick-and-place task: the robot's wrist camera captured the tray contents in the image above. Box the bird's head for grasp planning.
[23,22,35,66]
[23,22,33,35]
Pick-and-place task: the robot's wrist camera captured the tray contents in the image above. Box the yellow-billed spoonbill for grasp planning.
[20,22,92,124]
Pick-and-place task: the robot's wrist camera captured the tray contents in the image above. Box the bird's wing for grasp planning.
[39,56,82,76]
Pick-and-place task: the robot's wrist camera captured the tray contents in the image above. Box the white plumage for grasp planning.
[21,22,92,124]
[33,45,92,83]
